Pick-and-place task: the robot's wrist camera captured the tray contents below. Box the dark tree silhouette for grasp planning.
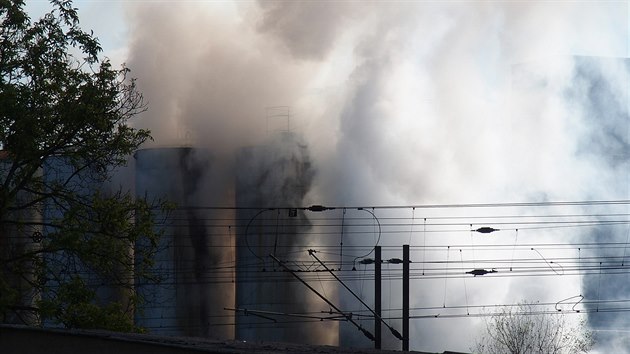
[0,0,166,331]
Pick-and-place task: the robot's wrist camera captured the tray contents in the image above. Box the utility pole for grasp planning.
[309,250,402,345]
[354,246,405,348]
[403,244,409,351]
[375,246,382,349]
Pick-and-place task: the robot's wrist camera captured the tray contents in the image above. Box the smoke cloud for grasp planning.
[126,2,315,153]
[119,1,629,352]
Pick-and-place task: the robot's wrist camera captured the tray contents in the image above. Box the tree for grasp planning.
[0,0,165,331]
[473,302,594,354]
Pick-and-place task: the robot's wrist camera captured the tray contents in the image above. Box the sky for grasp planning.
[24,0,630,352]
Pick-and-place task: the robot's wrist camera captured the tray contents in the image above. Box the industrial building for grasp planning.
[133,132,338,345]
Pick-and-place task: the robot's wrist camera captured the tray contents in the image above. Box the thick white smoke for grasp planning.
[116,1,629,352]
[125,2,318,154]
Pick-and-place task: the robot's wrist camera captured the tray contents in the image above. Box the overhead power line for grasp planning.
[171,199,630,211]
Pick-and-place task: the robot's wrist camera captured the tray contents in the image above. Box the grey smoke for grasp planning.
[119,1,630,352]
[126,2,314,153]
[255,0,353,60]
[566,58,630,352]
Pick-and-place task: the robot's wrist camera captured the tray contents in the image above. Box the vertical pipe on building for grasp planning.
[403,244,409,351]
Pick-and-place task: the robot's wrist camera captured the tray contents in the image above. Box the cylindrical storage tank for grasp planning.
[40,156,138,327]
[0,152,42,325]
[235,132,338,345]
[134,147,234,339]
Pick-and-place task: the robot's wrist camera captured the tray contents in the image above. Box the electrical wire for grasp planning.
[19,200,630,338]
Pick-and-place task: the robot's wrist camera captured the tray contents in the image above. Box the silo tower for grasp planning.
[134,147,235,339]
[235,132,339,345]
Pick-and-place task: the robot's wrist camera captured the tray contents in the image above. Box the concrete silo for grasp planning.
[134,147,234,339]
[0,152,42,325]
[1,152,136,327]
[38,156,137,328]
[235,132,339,345]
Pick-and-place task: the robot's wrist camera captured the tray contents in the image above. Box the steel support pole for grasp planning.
[403,244,409,351]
